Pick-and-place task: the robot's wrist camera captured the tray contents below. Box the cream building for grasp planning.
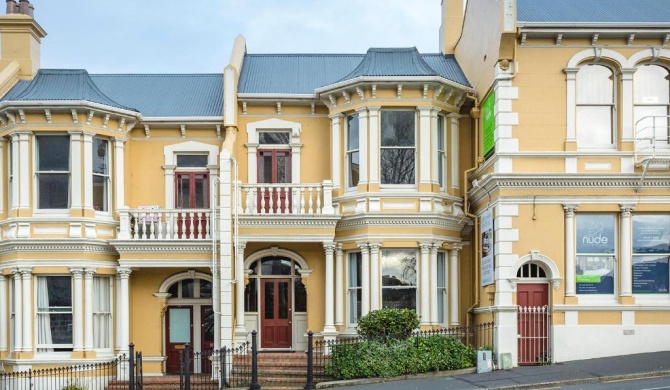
[0,0,666,375]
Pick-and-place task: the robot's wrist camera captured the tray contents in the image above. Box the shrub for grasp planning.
[61,383,87,390]
[357,309,419,340]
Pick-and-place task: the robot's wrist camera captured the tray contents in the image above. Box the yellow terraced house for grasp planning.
[0,0,667,375]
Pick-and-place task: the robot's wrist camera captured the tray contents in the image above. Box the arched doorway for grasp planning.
[161,273,213,373]
[516,262,550,365]
[244,255,307,349]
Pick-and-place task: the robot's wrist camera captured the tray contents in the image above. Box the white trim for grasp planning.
[158,271,213,294]
[245,118,302,185]
[566,48,629,68]
[508,251,562,290]
[163,141,219,208]
[243,247,310,272]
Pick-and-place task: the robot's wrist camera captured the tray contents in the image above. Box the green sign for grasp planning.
[576,275,601,283]
[482,91,495,157]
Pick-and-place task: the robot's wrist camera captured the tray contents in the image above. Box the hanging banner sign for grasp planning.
[481,208,494,287]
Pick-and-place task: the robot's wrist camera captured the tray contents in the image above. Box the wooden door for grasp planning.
[165,306,193,373]
[200,305,215,373]
[175,172,209,238]
[260,279,292,348]
[257,150,291,213]
[517,284,549,365]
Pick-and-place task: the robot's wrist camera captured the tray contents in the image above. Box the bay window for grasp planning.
[576,64,615,148]
[575,214,616,295]
[346,114,360,188]
[381,249,417,310]
[348,252,362,324]
[36,135,70,209]
[437,115,446,188]
[93,276,112,349]
[93,137,110,212]
[632,215,670,294]
[36,276,73,351]
[436,252,447,324]
[381,110,415,185]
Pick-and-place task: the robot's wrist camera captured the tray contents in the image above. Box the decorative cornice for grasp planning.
[110,241,212,253]
[0,240,117,255]
[238,215,340,229]
[336,213,470,232]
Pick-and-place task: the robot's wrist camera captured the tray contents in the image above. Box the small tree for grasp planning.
[357,308,419,340]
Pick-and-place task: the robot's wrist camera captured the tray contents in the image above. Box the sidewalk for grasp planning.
[318,350,670,389]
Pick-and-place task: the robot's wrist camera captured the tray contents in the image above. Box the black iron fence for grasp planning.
[178,338,253,389]
[0,343,144,390]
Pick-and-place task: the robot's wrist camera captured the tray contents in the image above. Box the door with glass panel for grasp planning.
[165,306,193,373]
[257,149,291,213]
[260,278,292,348]
[175,171,209,238]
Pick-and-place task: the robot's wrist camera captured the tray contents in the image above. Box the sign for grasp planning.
[632,215,670,294]
[482,91,495,157]
[633,257,669,294]
[481,208,494,286]
[575,215,615,294]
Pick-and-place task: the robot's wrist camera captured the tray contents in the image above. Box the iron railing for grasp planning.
[178,339,253,389]
[518,305,550,365]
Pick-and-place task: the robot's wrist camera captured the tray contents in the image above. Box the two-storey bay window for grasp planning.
[436,252,447,324]
[381,111,415,185]
[634,64,670,147]
[93,276,112,349]
[36,135,70,209]
[346,114,360,189]
[7,142,12,209]
[93,137,110,212]
[381,249,417,310]
[575,214,616,295]
[632,215,669,295]
[576,64,615,148]
[347,252,362,324]
[437,115,446,188]
[36,276,73,352]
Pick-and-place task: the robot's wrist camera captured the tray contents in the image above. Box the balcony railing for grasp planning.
[634,115,670,165]
[117,208,212,240]
[237,181,335,216]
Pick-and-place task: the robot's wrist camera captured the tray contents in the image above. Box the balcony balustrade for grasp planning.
[117,208,212,240]
[237,181,335,216]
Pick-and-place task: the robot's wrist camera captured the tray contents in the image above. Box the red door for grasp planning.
[261,279,292,348]
[257,150,291,213]
[200,305,214,373]
[175,172,209,238]
[517,284,549,365]
[165,306,193,373]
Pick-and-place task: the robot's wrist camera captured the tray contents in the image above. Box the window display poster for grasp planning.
[632,215,670,294]
[576,215,615,294]
[632,215,670,254]
[632,256,669,294]
[481,208,494,287]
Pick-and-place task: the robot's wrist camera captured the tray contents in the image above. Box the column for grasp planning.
[563,204,578,296]
[367,107,380,185]
[71,268,84,352]
[10,135,18,210]
[12,270,22,352]
[20,268,31,352]
[358,243,370,316]
[356,109,369,185]
[564,68,579,142]
[116,267,131,354]
[114,138,126,210]
[234,241,247,335]
[330,114,342,189]
[419,242,431,326]
[335,244,344,326]
[0,275,6,352]
[83,268,95,352]
[210,264,221,351]
[69,131,83,210]
[448,114,461,190]
[418,107,432,185]
[82,132,94,211]
[17,131,30,210]
[369,242,381,311]
[620,69,637,141]
[429,244,439,325]
[620,204,635,296]
[323,242,336,334]
[0,140,4,214]
[449,246,461,326]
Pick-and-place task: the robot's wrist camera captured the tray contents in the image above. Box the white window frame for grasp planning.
[34,134,71,213]
[347,252,362,327]
[436,251,448,326]
[92,137,111,214]
[633,63,670,150]
[246,118,302,185]
[381,249,418,311]
[575,214,618,302]
[436,115,446,189]
[7,140,12,211]
[380,110,417,188]
[93,276,113,351]
[163,141,219,209]
[36,275,74,353]
[575,63,617,149]
[345,114,360,191]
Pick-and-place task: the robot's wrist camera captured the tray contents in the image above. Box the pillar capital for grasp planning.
[563,204,579,217]
[70,267,84,277]
[323,241,336,253]
[116,267,132,278]
[620,204,635,217]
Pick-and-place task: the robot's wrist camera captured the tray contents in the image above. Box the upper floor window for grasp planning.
[634,64,670,147]
[36,135,70,209]
[346,114,360,189]
[381,110,415,185]
[7,142,12,209]
[93,137,109,212]
[259,131,290,145]
[437,115,446,188]
[576,64,615,148]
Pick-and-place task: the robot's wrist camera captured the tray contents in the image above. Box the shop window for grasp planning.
[632,215,670,294]
[381,110,415,185]
[36,135,70,209]
[381,249,417,310]
[576,64,615,148]
[575,214,616,295]
[36,276,73,351]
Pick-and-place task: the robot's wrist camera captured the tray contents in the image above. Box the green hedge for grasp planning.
[357,309,420,340]
[325,335,476,380]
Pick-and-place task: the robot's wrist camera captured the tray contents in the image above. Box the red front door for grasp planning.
[517,283,549,365]
[175,172,209,238]
[165,306,193,373]
[257,150,291,213]
[261,279,292,348]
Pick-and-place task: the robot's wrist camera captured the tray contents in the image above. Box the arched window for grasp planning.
[167,278,212,299]
[634,64,670,147]
[516,262,547,278]
[576,64,615,148]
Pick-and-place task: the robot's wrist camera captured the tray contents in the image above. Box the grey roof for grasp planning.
[3,69,136,111]
[1,72,223,117]
[238,50,471,94]
[517,0,670,24]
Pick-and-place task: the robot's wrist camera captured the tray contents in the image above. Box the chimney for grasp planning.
[439,0,465,54]
[5,0,16,14]
[28,2,32,17]
[18,0,28,15]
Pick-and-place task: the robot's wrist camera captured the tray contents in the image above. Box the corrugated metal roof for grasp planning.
[238,54,364,95]
[239,50,471,94]
[91,74,223,117]
[5,69,136,111]
[517,0,670,24]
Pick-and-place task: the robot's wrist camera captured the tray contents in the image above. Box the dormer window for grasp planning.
[381,110,416,185]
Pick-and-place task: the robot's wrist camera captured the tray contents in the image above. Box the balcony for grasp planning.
[117,208,213,241]
[634,115,670,168]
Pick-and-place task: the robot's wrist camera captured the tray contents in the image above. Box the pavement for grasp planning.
[317,350,670,389]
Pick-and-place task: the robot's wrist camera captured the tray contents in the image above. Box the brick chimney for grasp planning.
[0,0,46,79]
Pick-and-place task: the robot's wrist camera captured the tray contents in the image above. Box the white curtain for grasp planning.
[36,276,53,352]
[93,277,111,349]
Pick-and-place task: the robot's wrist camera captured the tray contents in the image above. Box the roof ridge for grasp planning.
[91,73,222,77]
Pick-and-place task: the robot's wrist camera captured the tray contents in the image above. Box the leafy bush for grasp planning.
[357,309,419,340]
[326,335,476,380]
[61,383,87,390]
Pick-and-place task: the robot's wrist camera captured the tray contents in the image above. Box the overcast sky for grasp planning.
[30,0,441,74]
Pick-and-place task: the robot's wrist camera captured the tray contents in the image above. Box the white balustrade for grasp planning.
[117,208,211,240]
[238,181,335,216]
